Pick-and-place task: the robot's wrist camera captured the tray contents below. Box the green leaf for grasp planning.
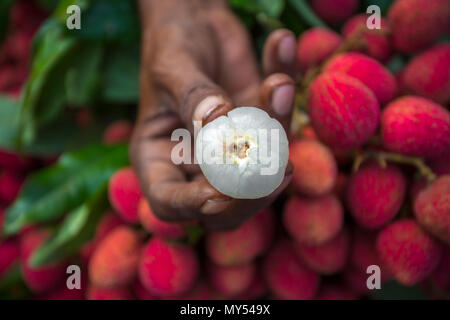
[0,0,13,44]
[0,95,20,150]
[3,144,129,235]
[36,0,62,11]
[230,0,285,18]
[287,0,327,28]
[30,184,108,267]
[370,281,429,300]
[101,44,140,103]
[62,0,140,43]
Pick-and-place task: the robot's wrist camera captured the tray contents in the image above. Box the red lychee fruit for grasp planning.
[0,171,24,204]
[20,228,67,293]
[376,219,444,286]
[0,149,33,172]
[401,44,450,106]
[263,240,320,300]
[86,285,133,300]
[208,262,255,297]
[324,53,397,105]
[342,14,393,63]
[139,237,198,297]
[381,96,450,158]
[414,175,450,245]
[103,120,133,144]
[0,239,19,277]
[431,248,450,292]
[81,212,124,264]
[350,228,393,282]
[347,162,406,229]
[297,28,342,72]
[108,167,142,223]
[308,72,380,148]
[294,228,350,275]
[235,271,268,300]
[316,285,358,300]
[283,194,343,245]
[289,139,337,197]
[133,279,159,300]
[89,226,141,288]
[176,280,221,300]
[138,197,186,239]
[311,0,359,26]
[387,0,450,53]
[205,208,270,266]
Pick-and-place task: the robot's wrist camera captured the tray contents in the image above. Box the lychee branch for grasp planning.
[353,150,437,182]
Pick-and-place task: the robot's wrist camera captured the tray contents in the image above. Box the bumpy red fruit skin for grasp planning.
[297,28,342,72]
[289,139,337,197]
[381,96,450,158]
[86,285,133,300]
[139,237,198,297]
[308,72,380,149]
[294,229,350,275]
[414,176,450,245]
[376,219,444,286]
[284,195,343,245]
[138,198,186,239]
[347,162,406,229]
[89,226,141,288]
[103,120,133,144]
[342,14,393,63]
[205,209,268,266]
[0,239,19,277]
[0,171,23,204]
[401,44,450,106]
[20,229,67,293]
[208,262,255,297]
[263,240,320,300]
[311,0,358,26]
[388,0,450,53]
[324,53,397,105]
[108,167,142,223]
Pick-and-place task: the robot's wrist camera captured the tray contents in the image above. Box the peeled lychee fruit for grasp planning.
[283,195,343,245]
[342,14,393,63]
[138,198,186,239]
[324,53,397,105]
[387,0,450,53]
[381,96,450,158]
[297,28,342,72]
[89,226,141,288]
[414,175,450,245]
[289,139,337,197]
[139,237,198,297]
[196,107,289,199]
[294,229,350,275]
[401,44,450,106]
[0,171,24,204]
[208,261,255,297]
[347,162,406,229]
[311,0,359,26]
[308,72,380,148]
[103,120,133,144]
[86,285,133,300]
[20,228,67,293]
[205,208,269,266]
[108,167,142,223]
[263,240,320,300]
[376,219,444,286]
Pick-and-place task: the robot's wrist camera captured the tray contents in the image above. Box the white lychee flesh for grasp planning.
[195,107,289,199]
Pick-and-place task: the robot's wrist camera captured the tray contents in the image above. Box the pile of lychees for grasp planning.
[0,0,449,300]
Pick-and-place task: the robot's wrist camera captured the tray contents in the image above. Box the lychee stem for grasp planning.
[353,150,437,182]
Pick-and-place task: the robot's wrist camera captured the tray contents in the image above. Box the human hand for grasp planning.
[131,0,298,230]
